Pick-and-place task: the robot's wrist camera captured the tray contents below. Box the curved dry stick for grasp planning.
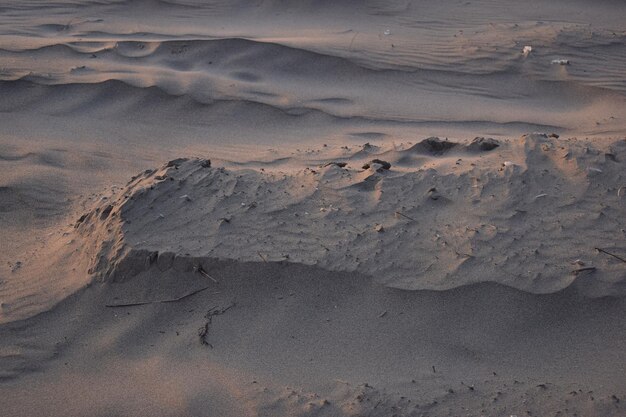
[105,287,217,307]
[595,247,626,263]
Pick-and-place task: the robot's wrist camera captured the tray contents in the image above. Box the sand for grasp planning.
[1,1,625,416]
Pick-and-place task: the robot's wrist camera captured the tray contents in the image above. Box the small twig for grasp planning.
[199,302,236,348]
[572,267,597,275]
[194,265,219,283]
[395,211,416,222]
[258,251,268,263]
[199,322,211,347]
[218,303,236,314]
[378,310,388,318]
[348,31,359,51]
[106,287,217,307]
[595,247,626,263]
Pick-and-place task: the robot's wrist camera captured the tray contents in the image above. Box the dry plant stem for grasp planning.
[105,287,217,307]
[195,266,219,283]
[199,303,236,348]
[595,247,626,263]
[395,211,416,222]
[572,267,597,275]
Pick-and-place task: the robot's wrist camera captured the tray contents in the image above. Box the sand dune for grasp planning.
[1,0,625,416]
[2,0,626,138]
[74,134,626,296]
[2,36,625,135]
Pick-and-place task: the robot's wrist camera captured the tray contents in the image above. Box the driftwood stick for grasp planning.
[572,267,597,275]
[258,251,268,263]
[194,265,219,283]
[595,247,626,263]
[395,211,416,222]
[106,287,217,307]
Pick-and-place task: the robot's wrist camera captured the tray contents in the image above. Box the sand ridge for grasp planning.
[2,0,626,138]
[74,134,626,297]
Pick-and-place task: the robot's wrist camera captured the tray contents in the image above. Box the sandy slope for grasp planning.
[1,262,625,416]
[2,135,625,417]
[1,0,626,416]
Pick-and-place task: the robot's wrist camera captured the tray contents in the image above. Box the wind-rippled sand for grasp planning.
[0,1,625,416]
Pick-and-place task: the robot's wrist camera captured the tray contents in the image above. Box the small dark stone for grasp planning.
[166,158,189,168]
[428,188,441,200]
[200,159,211,168]
[324,161,347,168]
[362,159,391,170]
[419,137,458,153]
[362,142,378,152]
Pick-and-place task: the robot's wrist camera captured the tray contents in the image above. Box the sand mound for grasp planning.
[74,134,626,296]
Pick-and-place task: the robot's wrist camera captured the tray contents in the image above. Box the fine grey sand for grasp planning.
[1,1,625,416]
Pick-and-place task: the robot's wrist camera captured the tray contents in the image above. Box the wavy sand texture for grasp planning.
[76,134,626,296]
